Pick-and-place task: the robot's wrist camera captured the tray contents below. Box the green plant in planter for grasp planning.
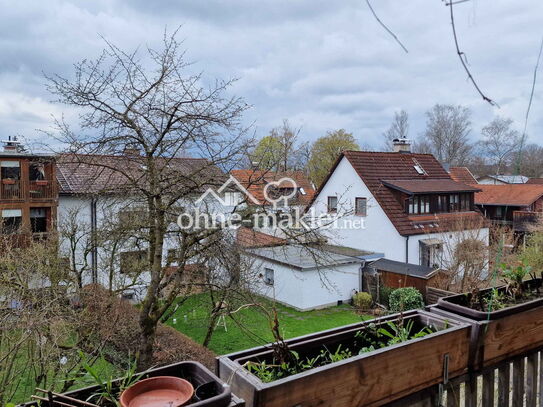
[388,287,424,312]
[500,262,532,300]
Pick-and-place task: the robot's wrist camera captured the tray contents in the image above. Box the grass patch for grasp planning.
[164,293,371,355]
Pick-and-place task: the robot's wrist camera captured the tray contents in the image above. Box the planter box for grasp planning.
[20,361,243,407]
[436,278,543,368]
[217,310,470,407]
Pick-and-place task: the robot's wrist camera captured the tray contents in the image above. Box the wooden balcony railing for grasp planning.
[0,179,57,201]
[513,210,543,232]
[0,180,24,200]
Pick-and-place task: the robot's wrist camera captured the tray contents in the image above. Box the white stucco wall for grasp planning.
[308,156,490,268]
[248,255,361,311]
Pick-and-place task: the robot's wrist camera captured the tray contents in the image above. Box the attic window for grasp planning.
[412,158,427,175]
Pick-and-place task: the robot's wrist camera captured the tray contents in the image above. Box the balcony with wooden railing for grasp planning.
[513,210,543,232]
[0,178,57,202]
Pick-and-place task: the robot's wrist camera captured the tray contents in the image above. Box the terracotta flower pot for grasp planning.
[2,179,16,185]
[120,376,194,407]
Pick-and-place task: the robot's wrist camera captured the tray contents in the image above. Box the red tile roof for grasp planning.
[230,169,315,206]
[527,178,543,185]
[236,227,286,248]
[311,151,486,236]
[382,179,480,194]
[475,184,543,206]
[56,153,225,195]
[449,167,478,185]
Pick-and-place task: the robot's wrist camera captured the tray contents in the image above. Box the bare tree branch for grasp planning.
[365,0,409,54]
[445,0,499,107]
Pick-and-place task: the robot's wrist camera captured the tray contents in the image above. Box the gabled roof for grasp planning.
[230,169,315,206]
[56,153,225,195]
[382,179,480,194]
[475,184,543,206]
[310,151,486,236]
[449,167,478,185]
[479,174,529,184]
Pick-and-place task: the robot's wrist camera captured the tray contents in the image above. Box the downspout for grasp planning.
[405,235,409,264]
[90,197,98,284]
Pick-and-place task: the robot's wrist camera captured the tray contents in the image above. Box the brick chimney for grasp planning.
[392,137,411,153]
[2,136,21,152]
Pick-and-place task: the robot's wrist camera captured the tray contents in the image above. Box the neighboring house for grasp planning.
[238,226,381,310]
[56,152,229,298]
[0,137,58,247]
[307,143,489,271]
[230,169,315,210]
[527,178,543,185]
[475,184,543,233]
[448,167,478,185]
[245,243,366,311]
[478,174,529,185]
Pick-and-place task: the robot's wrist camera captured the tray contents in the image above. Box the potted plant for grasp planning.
[435,263,543,367]
[2,178,16,185]
[22,361,241,407]
[218,309,471,407]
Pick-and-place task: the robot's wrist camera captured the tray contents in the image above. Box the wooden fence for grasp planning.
[385,347,543,407]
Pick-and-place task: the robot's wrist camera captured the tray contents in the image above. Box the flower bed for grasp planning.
[218,310,471,407]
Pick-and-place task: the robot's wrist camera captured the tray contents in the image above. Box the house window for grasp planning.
[1,209,22,234]
[460,194,471,211]
[496,206,503,219]
[120,250,148,274]
[355,197,367,216]
[167,249,180,264]
[0,161,20,180]
[264,268,274,285]
[327,196,338,213]
[30,208,48,233]
[420,241,443,268]
[449,194,460,212]
[224,191,242,206]
[437,195,448,213]
[420,196,430,214]
[408,196,418,214]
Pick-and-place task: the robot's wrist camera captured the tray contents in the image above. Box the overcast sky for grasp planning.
[0,0,542,151]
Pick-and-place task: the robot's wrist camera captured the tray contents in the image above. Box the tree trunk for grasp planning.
[137,314,157,370]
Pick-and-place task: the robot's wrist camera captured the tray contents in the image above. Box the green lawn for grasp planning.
[164,293,371,355]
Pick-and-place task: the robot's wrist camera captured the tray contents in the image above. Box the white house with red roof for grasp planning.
[307,142,489,272]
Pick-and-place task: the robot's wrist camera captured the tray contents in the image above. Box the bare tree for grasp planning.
[479,117,521,175]
[251,120,308,172]
[518,143,543,177]
[382,110,409,151]
[46,31,251,369]
[417,104,473,165]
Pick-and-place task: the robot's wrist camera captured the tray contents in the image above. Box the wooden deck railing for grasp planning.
[0,179,57,201]
[513,211,543,232]
[385,345,542,407]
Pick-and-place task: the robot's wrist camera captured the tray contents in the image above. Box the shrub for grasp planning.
[352,291,373,310]
[379,285,394,307]
[388,287,424,312]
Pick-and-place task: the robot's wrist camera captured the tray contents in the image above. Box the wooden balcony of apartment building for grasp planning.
[513,210,543,232]
[0,178,57,202]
